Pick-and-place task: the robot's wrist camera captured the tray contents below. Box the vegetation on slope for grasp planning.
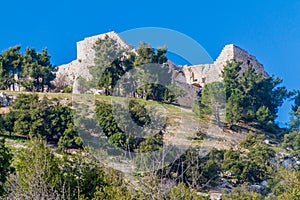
[0,38,300,199]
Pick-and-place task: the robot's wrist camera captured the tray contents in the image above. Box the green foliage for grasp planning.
[9,94,41,136]
[8,139,131,199]
[225,89,244,125]
[98,59,128,95]
[0,139,12,196]
[92,38,176,102]
[88,35,130,92]
[11,139,61,199]
[95,101,128,149]
[222,148,245,180]
[62,85,72,93]
[59,152,131,200]
[2,112,15,136]
[162,148,224,189]
[132,47,172,101]
[223,132,275,183]
[197,82,226,123]
[0,46,23,90]
[91,167,132,200]
[134,42,167,66]
[128,99,151,126]
[2,94,81,149]
[222,188,264,200]
[289,91,300,131]
[167,182,207,200]
[292,91,300,112]
[282,91,300,158]
[221,60,288,127]
[21,48,55,92]
[268,167,300,199]
[221,60,242,98]
[282,131,300,158]
[0,46,55,91]
[290,107,300,132]
[95,99,165,152]
[195,60,287,127]
[240,132,265,149]
[245,142,275,182]
[256,106,273,125]
[0,115,5,133]
[192,99,202,116]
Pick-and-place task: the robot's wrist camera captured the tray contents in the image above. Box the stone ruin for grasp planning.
[0,92,13,107]
[54,31,267,107]
[54,31,130,87]
[179,44,267,88]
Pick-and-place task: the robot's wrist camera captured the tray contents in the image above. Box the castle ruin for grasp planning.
[55,31,130,86]
[55,31,267,106]
[180,44,266,88]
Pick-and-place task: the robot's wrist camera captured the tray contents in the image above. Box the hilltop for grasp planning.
[1,31,299,200]
[55,31,267,88]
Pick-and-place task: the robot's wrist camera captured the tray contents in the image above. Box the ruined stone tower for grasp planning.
[180,44,266,88]
[55,31,130,87]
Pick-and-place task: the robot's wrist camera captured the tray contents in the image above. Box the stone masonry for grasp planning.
[55,32,267,106]
[55,31,130,86]
[180,44,267,88]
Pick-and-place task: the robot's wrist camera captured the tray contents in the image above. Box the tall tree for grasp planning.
[0,46,55,92]
[198,82,226,124]
[221,60,242,98]
[89,35,130,90]
[0,46,23,91]
[98,59,127,95]
[290,91,300,131]
[221,60,288,127]
[95,40,173,101]
[132,43,170,100]
[0,139,12,196]
[282,91,300,158]
[225,89,244,126]
[21,48,55,92]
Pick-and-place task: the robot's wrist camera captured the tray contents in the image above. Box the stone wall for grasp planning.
[181,63,222,87]
[180,44,267,88]
[76,31,129,65]
[55,31,130,87]
[54,32,268,107]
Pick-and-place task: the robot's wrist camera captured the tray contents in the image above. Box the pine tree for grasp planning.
[198,82,226,124]
[221,60,241,98]
[89,35,130,91]
[21,48,55,92]
[0,139,12,196]
[0,46,23,91]
[225,89,243,126]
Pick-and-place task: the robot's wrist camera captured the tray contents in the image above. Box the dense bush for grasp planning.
[95,99,165,152]
[1,94,82,149]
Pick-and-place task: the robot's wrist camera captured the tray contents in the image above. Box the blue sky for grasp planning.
[1,0,300,124]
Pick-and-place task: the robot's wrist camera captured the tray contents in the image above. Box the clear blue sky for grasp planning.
[1,0,300,125]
